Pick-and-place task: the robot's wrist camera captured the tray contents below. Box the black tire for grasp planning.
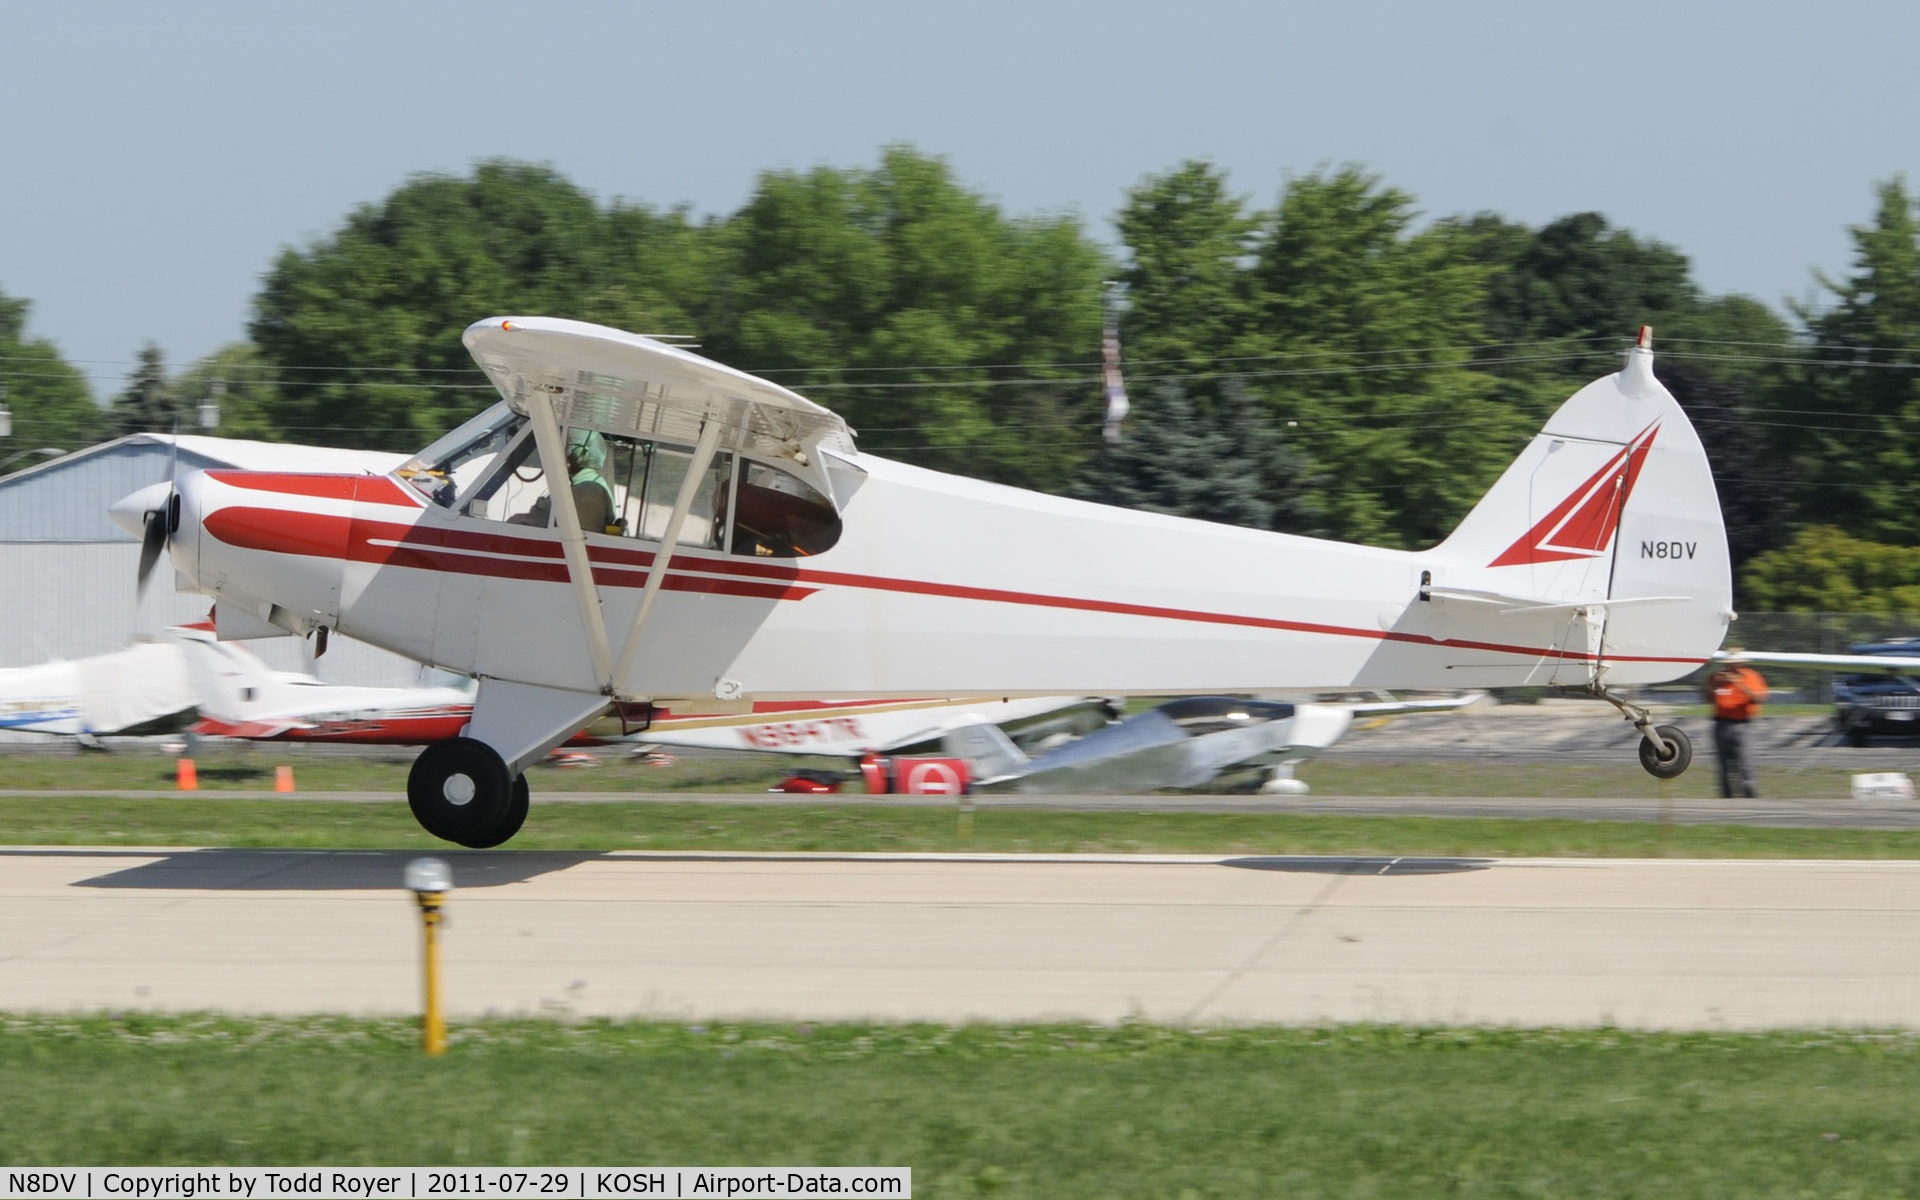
[1637,724,1693,780]
[408,737,511,847]
[460,775,530,850]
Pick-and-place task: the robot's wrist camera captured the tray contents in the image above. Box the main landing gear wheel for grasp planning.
[459,775,529,850]
[1637,724,1693,780]
[408,737,514,848]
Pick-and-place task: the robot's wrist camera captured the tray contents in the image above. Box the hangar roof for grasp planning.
[0,434,404,542]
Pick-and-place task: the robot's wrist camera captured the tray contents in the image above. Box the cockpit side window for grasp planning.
[727,460,841,557]
[399,402,527,508]
[458,428,544,524]
[630,445,732,549]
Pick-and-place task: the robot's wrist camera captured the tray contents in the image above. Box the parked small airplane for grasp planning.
[0,642,195,741]
[114,320,1731,846]
[179,619,1112,755]
[939,693,1482,795]
[178,623,478,743]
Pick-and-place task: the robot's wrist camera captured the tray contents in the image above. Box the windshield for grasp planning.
[398,402,527,507]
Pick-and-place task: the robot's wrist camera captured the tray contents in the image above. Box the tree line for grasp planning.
[3,148,1918,610]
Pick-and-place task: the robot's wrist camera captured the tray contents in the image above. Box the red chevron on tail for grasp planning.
[1489,421,1660,568]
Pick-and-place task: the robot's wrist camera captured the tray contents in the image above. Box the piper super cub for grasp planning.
[111,318,1732,847]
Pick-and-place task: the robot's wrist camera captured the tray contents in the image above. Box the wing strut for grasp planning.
[610,417,723,690]
[525,387,617,689]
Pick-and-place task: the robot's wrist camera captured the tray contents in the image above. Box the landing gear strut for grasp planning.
[1575,684,1693,780]
[407,737,529,848]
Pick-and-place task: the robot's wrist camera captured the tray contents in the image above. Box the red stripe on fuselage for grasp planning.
[204,506,817,603]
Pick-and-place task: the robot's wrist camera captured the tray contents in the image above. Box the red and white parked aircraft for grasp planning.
[180,617,1109,757]
[113,319,1731,846]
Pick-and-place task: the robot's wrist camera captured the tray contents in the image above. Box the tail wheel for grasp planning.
[408,737,512,847]
[1637,724,1693,780]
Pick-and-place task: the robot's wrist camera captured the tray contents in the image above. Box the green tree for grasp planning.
[1790,177,1920,543]
[704,146,1110,489]
[1076,381,1325,535]
[1741,526,1920,614]
[1250,167,1514,547]
[1115,161,1261,368]
[251,159,710,450]
[0,286,101,460]
[109,342,182,435]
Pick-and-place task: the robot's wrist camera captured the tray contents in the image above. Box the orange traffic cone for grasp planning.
[274,764,295,793]
[176,757,198,791]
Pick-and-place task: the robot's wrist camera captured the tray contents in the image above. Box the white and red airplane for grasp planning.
[180,617,1111,754]
[177,622,478,743]
[112,319,1731,846]
[181,619,1100,747]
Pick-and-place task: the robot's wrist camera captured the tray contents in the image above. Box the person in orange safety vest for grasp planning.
[1705,650,1768,798]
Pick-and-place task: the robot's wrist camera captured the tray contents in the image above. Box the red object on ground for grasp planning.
[891,757,970,795]
[777,776,840,794]
[859,754,891,794]
[176,758,198,791]
[273,764,295,793]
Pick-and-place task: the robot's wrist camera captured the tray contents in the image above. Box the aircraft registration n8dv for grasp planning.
[110,319,1732,846]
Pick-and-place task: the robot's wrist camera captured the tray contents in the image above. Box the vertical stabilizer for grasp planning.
[1431,329,1732,680]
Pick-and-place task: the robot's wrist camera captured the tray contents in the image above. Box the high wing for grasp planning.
[465,317,857,462]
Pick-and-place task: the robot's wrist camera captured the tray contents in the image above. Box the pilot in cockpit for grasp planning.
[512,430,616,532]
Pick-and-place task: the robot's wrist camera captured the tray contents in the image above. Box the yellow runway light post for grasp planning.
[404,856,451,1056]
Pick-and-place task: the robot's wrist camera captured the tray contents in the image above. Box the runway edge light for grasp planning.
[405,856,452,1056]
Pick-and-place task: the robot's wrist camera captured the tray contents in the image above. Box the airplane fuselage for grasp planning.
[161,446,1714,709]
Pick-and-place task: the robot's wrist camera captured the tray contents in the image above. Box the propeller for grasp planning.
[135,428,182,593]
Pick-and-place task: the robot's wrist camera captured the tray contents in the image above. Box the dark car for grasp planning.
[1834,639,1920,745]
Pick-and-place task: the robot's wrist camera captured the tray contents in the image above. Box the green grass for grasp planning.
[7,796,1920,859]
[2,1015,1917,1195]
[0,746,1887,799]
[0,747,801,792]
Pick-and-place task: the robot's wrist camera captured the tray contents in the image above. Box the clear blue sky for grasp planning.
[5,0,1917,398]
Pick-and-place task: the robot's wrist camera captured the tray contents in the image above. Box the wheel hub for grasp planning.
[442,774,476,805]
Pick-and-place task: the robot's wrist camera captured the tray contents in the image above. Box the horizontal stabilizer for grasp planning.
[941,722,1031,783]
[1714,651,1920,672]
[1424,586,1691,616]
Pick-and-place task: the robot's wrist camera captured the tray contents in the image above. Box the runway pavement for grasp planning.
[4,846,1919,1030]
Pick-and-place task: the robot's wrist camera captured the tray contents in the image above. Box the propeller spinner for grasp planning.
[110,480,181,591]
